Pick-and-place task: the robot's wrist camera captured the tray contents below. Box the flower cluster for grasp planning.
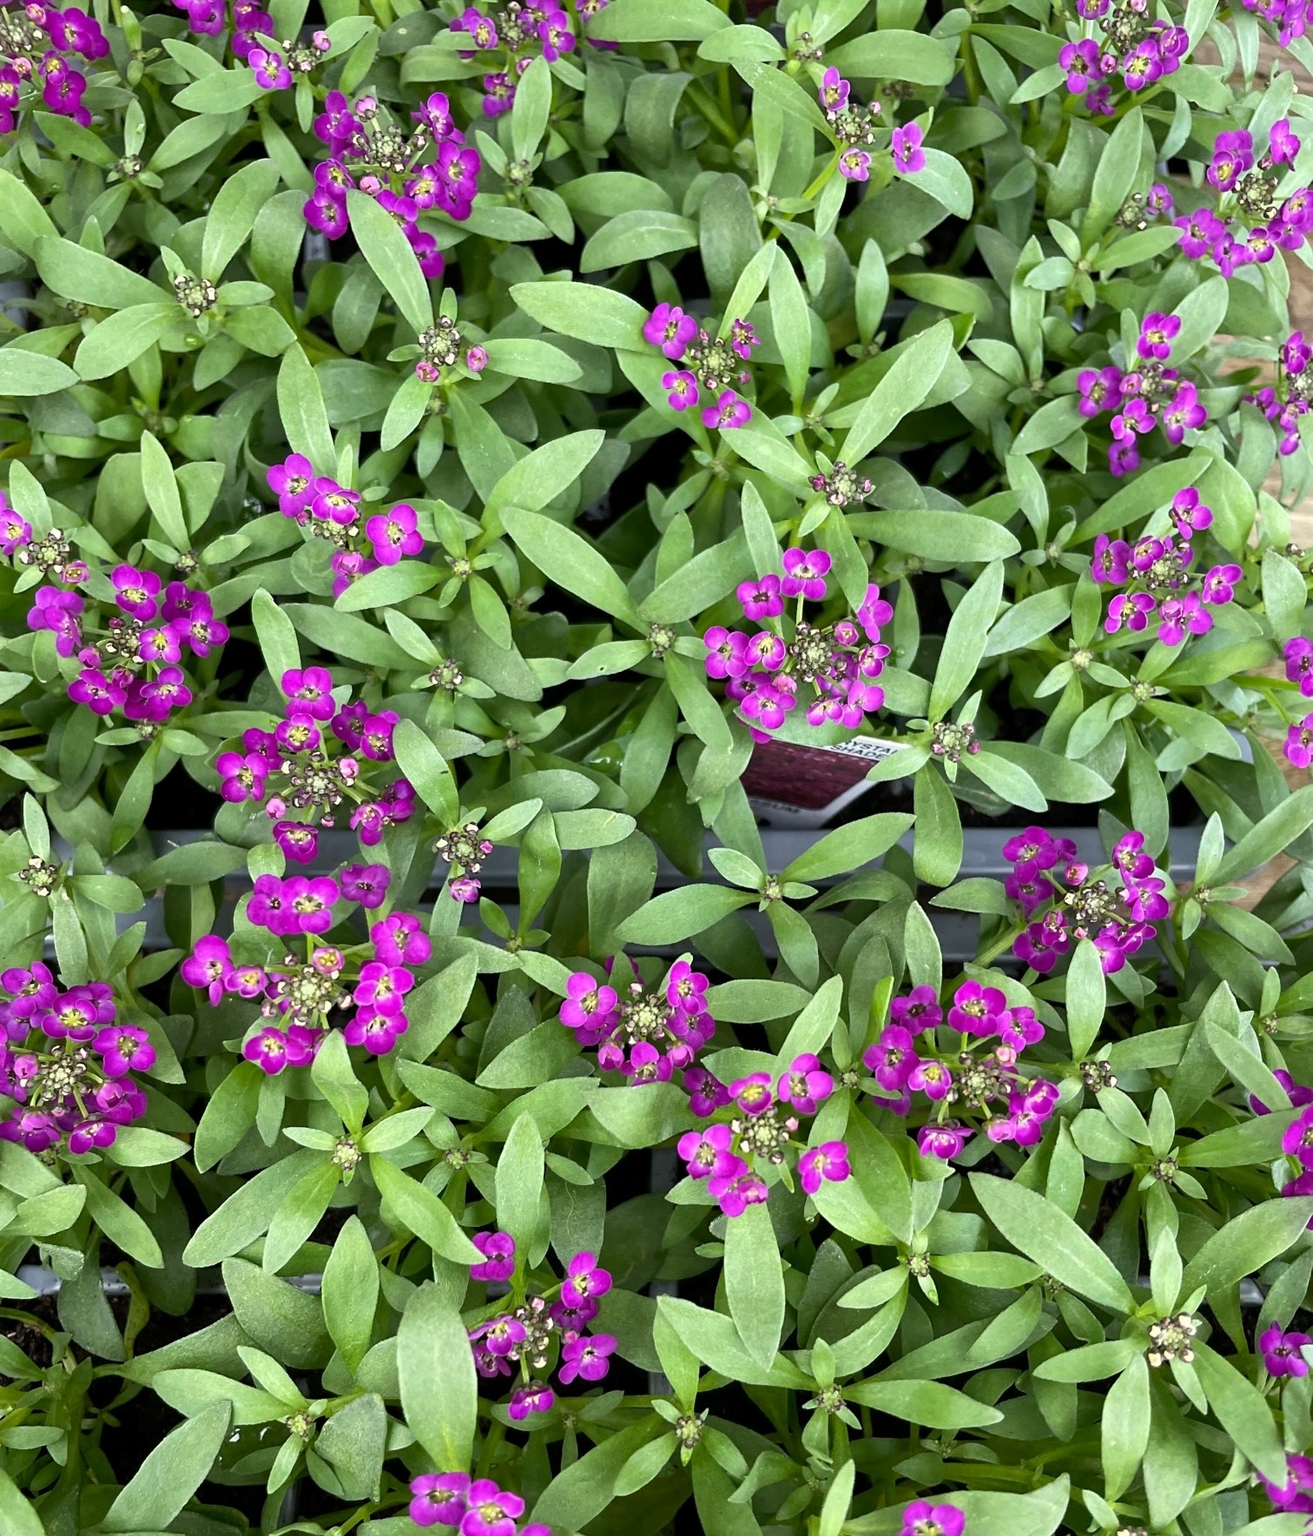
[1005,828,1167,975]
[1092,499,1240,648]
[1282,636,1313,767]
[25,561,230,733]
[703,553,892,739]
[216,667,415,858]
[1238,0,1308,47]
[865,980,1058,1161]
[1078,313,1210,476]
[1253,331,1313,457]
[642,304,759,430]
[0,2,108,130]
[414,314,487,384]
[559,957,715,1082]
[435,822,494,904]
[447,3,580,119]
[183,890,431,1067]
[0,964,153,1155]
[466,1243,615,1421]
[409,1472,549,1536]
[305,89,480,277]
[1060,3,1186,113]
[678,1058,850,1218]
[1173,123,1311,277]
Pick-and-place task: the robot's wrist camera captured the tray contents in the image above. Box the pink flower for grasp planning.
[559,972,618,1040]
[709,1168,769,1217]
[662,368,700,410]
[863,1025,919,1090]
[181,936,232,1004]
[891,121,925,173]
[701,389,751,430]
[730,1072,774,1116]
[365,502,423,566]
[563,1251,612,1305]
[918,1121,972,1160]
[900,1502,965,1536]
[799,1140,850,1194]
[737,574,782,620]
[643,303,697,359]
[908,1059,953,1100]
[1261,1324,1311,1377]
[678,1123,739,1179]
[470,1231,516,1281]
[780,546,831,600]
[890,984,942,1033]
[457,1479,524,1536]
[1284,1105,1313,1167]
[778,1053,834,1114]
[371,913,431,966]
[558,1333,614,1384]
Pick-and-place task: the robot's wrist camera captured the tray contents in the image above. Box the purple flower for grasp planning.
[643,303,697,359]
[948,979,1009,1037]
[863,1025,919,1090]
[1060,38,1103,91]
[1175,207,1225,259]
[563,1251,613,1305]
[365,502,423,566]
[1170,488,1213,539]
[559,972,618,1039]
[1261,1324,1311,1377]
[1138,311,1180,360]
[341,863,390,908]
[1286,715,1313,769]
[819,66,849,115]
[1122,37,1164,88]
[730,1073,774,1116]
[730,318,758,359]
[457,1479,524,1536]
[702,389,751,430]
[181,935,232,1004]
[1147,182,1174,217]
[1284,1104,1313,1166]
[1208,128,1254,191]
[662,369,700,410]
[470,1230,516,1281]
[839,148,870,181]
[666,959,709,1015]
[409,1471,470,1528]
[780,546,832,600]
[69,669,125,716]
[708,1168,769,1217]
[1160,381,1206,444]
[508,1381,555,1420]
[1202,562,1241,604]
[737,574,783,620]
[684,1066,731,1117]
[704,626,750,681]
[481,72,515,115]
[1271,119,1303,165]
[247,46,293,89]
[92,1024,154,1078]
[0,505,31,555]
[371,913,431,967]
[799,1140,850,1194]
[269,452,316,516]
[891,122,926,174]
[272,821,317,865]
[1156,591,1212,646]
[778,1053,834,1114]
[1261,1454,1313,1514]
[538,9,575,62]
[558,1333,615,1385]
[678,1123,739,1179]
[919,1123,972,1161]
[890,985,942,1033]
[1077,365,1123,417]
[1287,637,1313,697]
[451,6,499,49]
[111,565,161,622]
[243,1027,296,1075]
[908,1059,953,1099]
[901,1498,966,1536]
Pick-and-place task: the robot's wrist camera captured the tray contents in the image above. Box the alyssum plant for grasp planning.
[4,0,1313,1532]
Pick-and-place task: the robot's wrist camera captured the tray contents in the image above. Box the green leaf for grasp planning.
[102,1401,231,1532]
[495,1111,545,1252]
[613,885,755,944]
[502,507,640,624]
[1065,939,1105,1060]
[371,1156,482,1264]
[202,159,281,280]
[392,717,458,824]
[277,344,336,473]
[322,1215,379,1375]
[846,1379,1004,1428]
[725,1202,785,1369]
[398,1283,478,1472]
[174,67,268,113]
[74,303,178,381]
[848,509,1020,563]
[75,1171,163,1270]
[819,1461,856,1536]
[33,235,165,309]
[0,168,57,258]
[252,587,300,686]
[928,561,1005,719]
[1181,1197,1313,1299]
[826,29,956,84]
[482,337,583,384]
[510,281,648,350]
[1192,1342,1286,1482]
[0,347,79,397]
[1085,106,1144,244]
[781,812,913,882]
[0,1468,43,1536]
[843,320,954,465]
[970,1172,1134,1312]
[769,249,811,409]
[1215,783,1313,883]
[916,150,975,219]
[581,210,699,272]
[139,429,188,550]
[484,430,606,527]
[588,0,731,39]
[346,189,433,333]
[1102,1354,1151,1500]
